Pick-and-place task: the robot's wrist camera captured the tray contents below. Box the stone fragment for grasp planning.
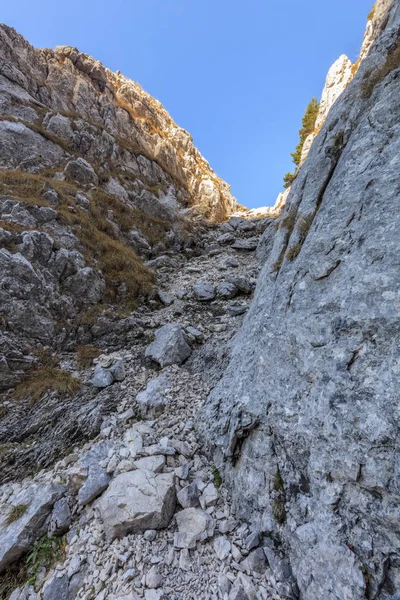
[42,574,69,600]
[227,304,248,316]
[175,464,189,480]
[146,566,163,589]
[192,282,216,301]
[219,518,237,534]
[174,508,215,549]
[202,482,218,506]
[177,482,201,508]
[243,548,267,574]
[245,532,260,551]
[213,536,231,560]
[77,441,112,505]
[217,233,235,245]
[144,530,157,541]
[47,498,71,537]
[216,281,238,299]
[136,372,172,418]
[145,324,191,367]
[91,356,125,388]
[97,470,176,540]
[185,326,204,341]
[231,238,258,251]
[179,548,191,572]
[218,573,232,595]
[133,455,165,473]
[157,289,174,306]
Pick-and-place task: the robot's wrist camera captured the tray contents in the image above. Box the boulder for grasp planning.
[62,267,105,304]
[42,574,69,600]
[47,498,71,537]
[91,355,125,388]
[64,158,99,185]
[96,470,176,540]
[145,324,191,367]
[75,441,113,505]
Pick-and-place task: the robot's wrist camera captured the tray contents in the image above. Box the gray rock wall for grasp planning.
[199,1,400,598]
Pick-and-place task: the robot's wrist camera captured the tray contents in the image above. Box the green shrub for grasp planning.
[212,466,222,489]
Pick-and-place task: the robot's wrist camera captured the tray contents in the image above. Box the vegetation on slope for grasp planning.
[283,97,320,188]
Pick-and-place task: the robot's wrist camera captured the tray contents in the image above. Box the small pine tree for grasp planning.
[283,172,296,189]
[282,97,320,188]
[291,97,319,167]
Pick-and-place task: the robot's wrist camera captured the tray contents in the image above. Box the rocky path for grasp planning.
[0,217,297,600]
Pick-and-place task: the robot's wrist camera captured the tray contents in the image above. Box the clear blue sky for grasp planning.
[3,0,371,208]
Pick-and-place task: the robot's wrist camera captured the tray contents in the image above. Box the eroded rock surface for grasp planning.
[199,2,400,598]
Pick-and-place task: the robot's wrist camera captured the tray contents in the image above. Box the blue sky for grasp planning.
[3,0,371,208]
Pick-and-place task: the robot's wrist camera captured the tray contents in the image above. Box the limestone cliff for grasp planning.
[0,25,237,221]
[200,1,400,598]
[0,24,238,391]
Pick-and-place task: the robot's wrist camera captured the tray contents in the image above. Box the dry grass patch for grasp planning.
[361,39,400,98]
[13,366,81,404]
[286,244,302,262]
[6,503,28,525]
[280,205,298,232]
[58,202,155,301]
[76,345,101,369]
[367,2,376,21]
[0,169,77,203]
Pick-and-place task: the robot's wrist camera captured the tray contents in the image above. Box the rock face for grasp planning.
[0,483,65,572]
[199,2,400,598]
[313,55,353,130]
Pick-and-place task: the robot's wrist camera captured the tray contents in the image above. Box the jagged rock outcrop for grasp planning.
[0,25,237,220]
[199,1,400,598]
[0,23,240,391]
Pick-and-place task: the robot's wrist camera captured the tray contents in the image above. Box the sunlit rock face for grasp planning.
[0,25,237,222]
[199,1,400,597]
[274,1,395,213]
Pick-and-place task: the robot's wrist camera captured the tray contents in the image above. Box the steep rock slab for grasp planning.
[96,470,176,540]
[199,2,400,598]
[0,483,65,572]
